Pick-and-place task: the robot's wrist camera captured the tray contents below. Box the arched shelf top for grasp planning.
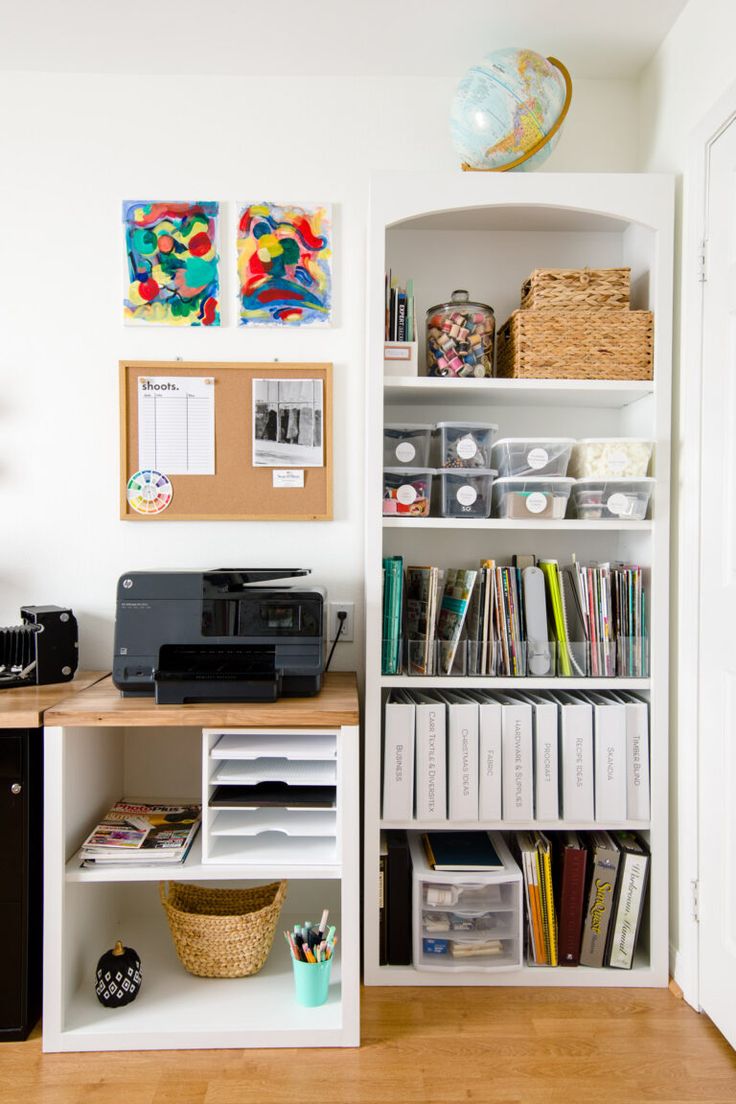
[387,203,653,235]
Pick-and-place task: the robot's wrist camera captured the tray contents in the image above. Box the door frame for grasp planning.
[678,79,736,1010]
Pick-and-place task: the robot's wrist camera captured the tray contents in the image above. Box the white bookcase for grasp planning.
[42,674,360,1051]
[363,172,674,987]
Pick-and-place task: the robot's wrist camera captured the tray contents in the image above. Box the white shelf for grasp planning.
[365,172,674,993]
[380,676,650,690]
[65,832,342,883]
[58,910,344,1052]
[366,955,657,988]
[384,376,654,409]
[383,517,652,531]
[381,819,651,832]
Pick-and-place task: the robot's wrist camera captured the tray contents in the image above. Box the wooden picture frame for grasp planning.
[120,360,333,520]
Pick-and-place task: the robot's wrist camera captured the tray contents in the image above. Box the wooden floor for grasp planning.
[3,987,735,1104]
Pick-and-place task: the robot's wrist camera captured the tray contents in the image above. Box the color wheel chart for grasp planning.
[126,469,173,515]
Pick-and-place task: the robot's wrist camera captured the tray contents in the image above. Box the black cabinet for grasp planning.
[0,728,42,1041]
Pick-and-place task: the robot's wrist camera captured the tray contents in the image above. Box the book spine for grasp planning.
[557,846,587,965]
[579,845,621,967]
[382,700,415,820]
[478,703,502,820]
[415,702,447,820]
[542,847,558,967]
[448,703,479,821]
[607,850,650,969]
[626,701,650,821]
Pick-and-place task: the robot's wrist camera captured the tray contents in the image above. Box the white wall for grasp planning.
[0,72,639,673]
[637,0,736,1006]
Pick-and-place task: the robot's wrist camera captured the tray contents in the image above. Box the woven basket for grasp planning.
[520,268,630,311]
[160,880,287,978]
[495,309,654,381]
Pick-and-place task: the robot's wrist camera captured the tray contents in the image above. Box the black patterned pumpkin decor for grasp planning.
[95,940,142,1007]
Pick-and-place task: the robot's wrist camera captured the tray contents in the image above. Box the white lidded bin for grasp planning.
[491,437,574,478]
[571,477,655,520]
[568,438,654,479]
[383,423,433,467]
[436,421,498,469]
[409,833,522,972]
[492,476,574,520]
[383,467,434,517]
[437,468,496,518]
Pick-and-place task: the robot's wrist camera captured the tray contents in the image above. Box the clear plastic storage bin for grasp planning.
[410,833,522,972]
[568,438,654,479]
[491,437,574,478]
[436,422,498,469]
[383,467,434,517]
[492,477,574,520]
[383,424,433,467]
[437,468,496,519]
[571,477,654,520]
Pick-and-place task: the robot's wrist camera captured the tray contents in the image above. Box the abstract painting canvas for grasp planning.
[237,202,332,326]
[123,201,220,326]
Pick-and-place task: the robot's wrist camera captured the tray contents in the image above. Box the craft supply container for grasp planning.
[383,467,434,517]
[570,477,654,520]
[383,424,433,467]
[292,955,333,1007]
[410,833,522,972]
[568,438,654,479]
[436,421,497,469]
[426,290,495,378]
[437,468,496,519]
[491,437,574,478]
[491,477,574,520]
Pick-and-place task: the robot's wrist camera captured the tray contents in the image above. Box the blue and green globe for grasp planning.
[450,48,571,172]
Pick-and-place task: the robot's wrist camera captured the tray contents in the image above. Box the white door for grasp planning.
[698,113,736,1049]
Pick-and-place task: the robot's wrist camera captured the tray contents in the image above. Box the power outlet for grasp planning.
[328,601,354,643]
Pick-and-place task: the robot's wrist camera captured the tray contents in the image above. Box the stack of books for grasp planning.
[79,801,202,868]
[385,273,415,342]
[516,829,649,970]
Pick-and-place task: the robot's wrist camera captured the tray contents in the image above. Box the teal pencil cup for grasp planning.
[292,956,333,1007]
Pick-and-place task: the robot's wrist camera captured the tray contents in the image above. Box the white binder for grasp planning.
[556,692,594,822]
[496,694,533,821]
[582,691,627,822]
[520,692,559,822]
[441,691,479,821]
[464,692,502,821]
[411,691,447,821]
[382,690,415,820]
[621,692,651,821]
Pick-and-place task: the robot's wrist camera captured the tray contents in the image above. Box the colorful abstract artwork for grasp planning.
[123,201,220,326]
[237,202,332,326]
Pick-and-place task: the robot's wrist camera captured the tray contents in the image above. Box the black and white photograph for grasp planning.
[252,378,324,467]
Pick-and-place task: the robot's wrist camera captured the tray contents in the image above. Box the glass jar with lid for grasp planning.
[426,289,495,378]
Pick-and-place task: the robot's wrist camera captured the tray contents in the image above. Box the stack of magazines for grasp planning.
[79,801,201,868]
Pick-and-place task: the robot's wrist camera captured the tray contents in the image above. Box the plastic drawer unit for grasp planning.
[409,833,523,972]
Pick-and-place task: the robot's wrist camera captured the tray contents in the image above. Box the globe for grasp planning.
[450,48,572,172]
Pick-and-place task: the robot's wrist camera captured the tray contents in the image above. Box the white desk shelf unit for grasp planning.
[43,673,360,1051]
[364,172,674,987]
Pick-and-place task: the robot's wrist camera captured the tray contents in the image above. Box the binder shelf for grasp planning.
[410,833,523,972]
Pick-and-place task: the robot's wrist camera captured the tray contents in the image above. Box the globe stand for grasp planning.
[461,57,573,172]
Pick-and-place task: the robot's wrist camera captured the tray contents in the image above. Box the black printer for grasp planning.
[112,569,325,704]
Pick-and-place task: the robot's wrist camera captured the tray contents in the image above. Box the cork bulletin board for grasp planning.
[120,360,333,520]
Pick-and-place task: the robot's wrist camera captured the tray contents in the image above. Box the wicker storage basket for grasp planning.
[520,268,630,311]
[160,880,287,978]
[496,309,654,381]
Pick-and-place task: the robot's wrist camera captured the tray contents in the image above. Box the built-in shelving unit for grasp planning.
[364,172,674,987]
[43,673,360,1051]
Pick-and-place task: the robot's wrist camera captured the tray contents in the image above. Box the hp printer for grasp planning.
[113,569,325,703]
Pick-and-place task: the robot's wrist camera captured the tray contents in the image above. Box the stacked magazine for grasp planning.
[79,801,202,868]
